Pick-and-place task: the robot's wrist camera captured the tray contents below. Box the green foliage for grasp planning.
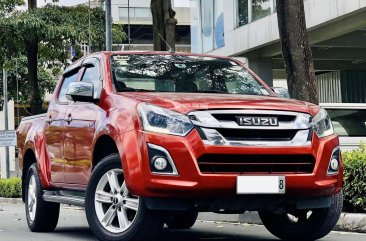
[0,178,22,198]
[0,57,55,104]
[0,2,126,105]
[342,143,366,212]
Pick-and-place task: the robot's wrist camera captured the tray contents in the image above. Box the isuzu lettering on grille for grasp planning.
[236,116,279,126]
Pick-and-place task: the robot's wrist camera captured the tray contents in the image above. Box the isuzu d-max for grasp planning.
[17,52,343,241]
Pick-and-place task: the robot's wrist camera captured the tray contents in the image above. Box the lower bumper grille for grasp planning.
[197,154,315,174]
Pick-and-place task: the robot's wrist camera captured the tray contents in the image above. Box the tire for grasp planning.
[85,154,164,241]
[25,163,60,232]
[259,191,343,241]
[165,211,198,229]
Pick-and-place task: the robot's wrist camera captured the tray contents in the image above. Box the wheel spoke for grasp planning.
[96,190,113,204]
[27,175,37,221]
[107,170,121,194]
[29,199,35,212]
[121,181,128,196]
[124,197,139,211]
[102,206,117,227]
[117,208,129,230]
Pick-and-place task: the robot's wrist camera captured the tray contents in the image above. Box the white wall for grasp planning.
[0,101,16,178]
[192,0,366,56]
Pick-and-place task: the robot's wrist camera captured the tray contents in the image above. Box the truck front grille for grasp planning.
[197,154,315,174]
[215,128,298,141]
[188,110,313,147]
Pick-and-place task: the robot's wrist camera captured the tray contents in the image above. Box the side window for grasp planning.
[81,65,100,85]
[81,60,102,99]
[58,71,79,102]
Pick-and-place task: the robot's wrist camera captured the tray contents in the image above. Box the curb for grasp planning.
[198,211,366,233]
[0,197,23,205]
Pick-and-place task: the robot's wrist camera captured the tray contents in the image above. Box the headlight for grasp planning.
[312,108,334,138]
[137,103,194,136]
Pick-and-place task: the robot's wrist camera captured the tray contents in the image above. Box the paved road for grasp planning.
[0,203,365,241]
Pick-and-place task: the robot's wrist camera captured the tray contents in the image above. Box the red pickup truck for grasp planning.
[17,52,343,241]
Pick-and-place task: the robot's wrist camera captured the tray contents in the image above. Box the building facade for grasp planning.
[190,0,366,103]
[85,0,191,51]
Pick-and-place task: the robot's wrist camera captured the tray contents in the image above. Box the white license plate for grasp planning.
[236,176,286,194]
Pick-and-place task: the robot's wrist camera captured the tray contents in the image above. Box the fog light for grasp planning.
[327,146,340,175]
[330,158,339,171]
[153,157,168,171]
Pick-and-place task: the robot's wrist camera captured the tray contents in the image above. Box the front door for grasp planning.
[63,59,102,187]
[45,69,80,185]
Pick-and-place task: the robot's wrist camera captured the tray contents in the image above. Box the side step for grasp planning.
[43,190,85,207]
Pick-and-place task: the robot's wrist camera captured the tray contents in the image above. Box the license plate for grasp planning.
[236,176,286,194]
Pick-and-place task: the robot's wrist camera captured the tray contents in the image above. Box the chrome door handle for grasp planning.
[46,115,52,124]
[64,116,72,122]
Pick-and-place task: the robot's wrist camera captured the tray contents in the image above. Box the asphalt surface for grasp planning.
[1,203,365,241]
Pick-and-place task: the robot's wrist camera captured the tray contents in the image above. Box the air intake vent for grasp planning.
[197,154,315,174]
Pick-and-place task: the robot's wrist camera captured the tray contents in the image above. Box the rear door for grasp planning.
[45,69,80,185]
[63,58,103,187]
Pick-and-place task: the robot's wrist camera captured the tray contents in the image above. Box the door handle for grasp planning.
[64,115,72,122]
[46,116,52,124]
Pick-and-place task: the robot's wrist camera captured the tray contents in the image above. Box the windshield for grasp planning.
[111,54,270,96]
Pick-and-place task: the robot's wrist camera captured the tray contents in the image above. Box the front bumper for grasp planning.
[121,129,343,199]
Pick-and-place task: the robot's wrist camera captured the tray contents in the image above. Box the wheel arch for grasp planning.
[92,135,120,170]
[21,149,37,201]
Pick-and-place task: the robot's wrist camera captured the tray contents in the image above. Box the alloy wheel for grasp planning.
[27,174,37,222]
[94,168,139,233]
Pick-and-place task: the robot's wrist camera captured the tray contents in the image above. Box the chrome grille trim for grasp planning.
[188,110,312,130]
[202,129,311,147]
[189,110,313,147]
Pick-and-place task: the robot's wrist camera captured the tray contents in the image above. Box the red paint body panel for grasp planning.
[16,51,342,200]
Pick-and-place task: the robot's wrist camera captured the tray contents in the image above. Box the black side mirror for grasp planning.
[66,82,96,102]
[271,87,290,98]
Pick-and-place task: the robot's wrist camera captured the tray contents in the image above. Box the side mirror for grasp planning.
[66,82,96,102]
[271,87,290,98]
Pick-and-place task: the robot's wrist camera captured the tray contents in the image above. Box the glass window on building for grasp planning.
[214,0,225,48]
[119,8,151,22]
[252,0,272,21]
[201,0,214,52]
[135,8,152,21]
[237,0,275,27]
[119,7,135,21]
[326,109,366,137]
[237,0,249,26]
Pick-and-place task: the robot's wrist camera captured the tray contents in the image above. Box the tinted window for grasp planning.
[111,55,270,96]
[58,71,79,102]
[81,65,99,84]
[326,109,366,137]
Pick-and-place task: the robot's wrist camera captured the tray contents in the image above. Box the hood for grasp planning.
[118,92,318,115]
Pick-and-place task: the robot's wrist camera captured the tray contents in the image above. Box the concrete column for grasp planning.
[248,58,274,87]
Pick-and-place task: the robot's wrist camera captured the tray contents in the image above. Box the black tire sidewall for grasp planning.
[165,211,198,229]
[25,163,60,232]
[259,192,343,241]
[25,164,38,230]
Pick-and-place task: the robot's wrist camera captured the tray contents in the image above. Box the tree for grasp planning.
[26,0,42,114]
[150,0,177,51]
[276,0,318,104]
[0,2,126,112]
